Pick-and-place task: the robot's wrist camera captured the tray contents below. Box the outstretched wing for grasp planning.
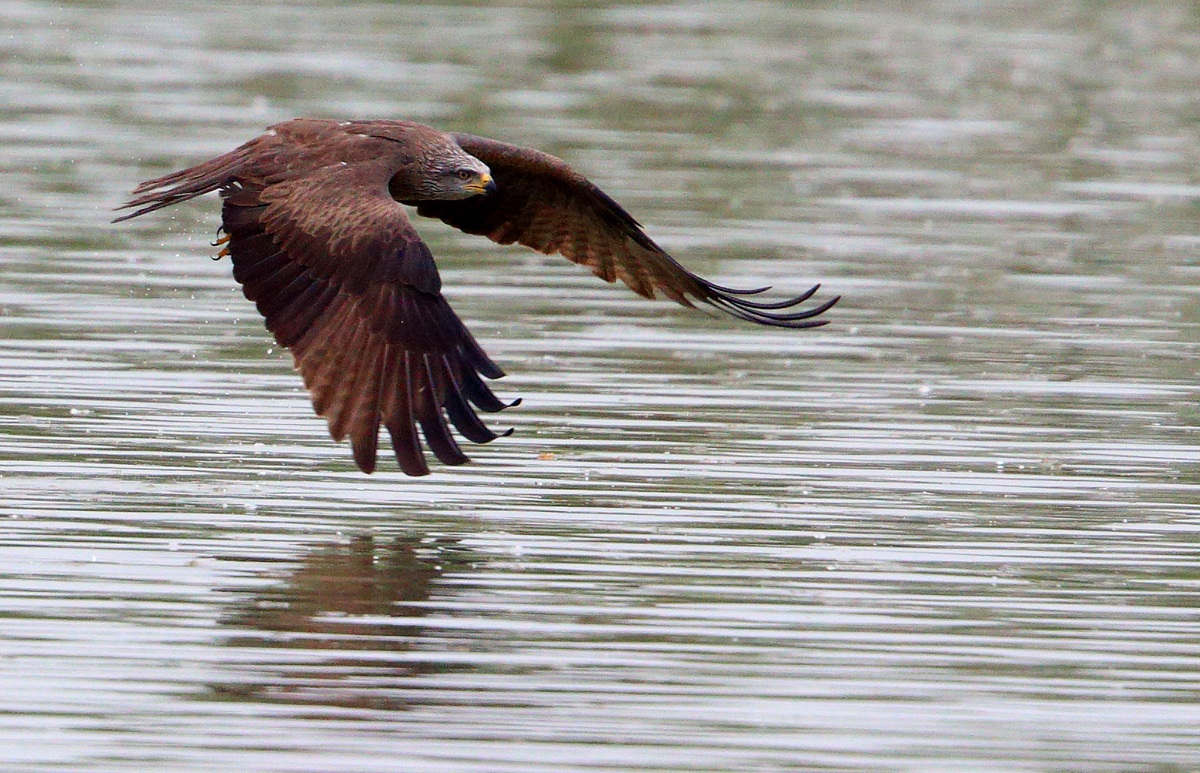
[116,138,511,476]
[413,134,837,327]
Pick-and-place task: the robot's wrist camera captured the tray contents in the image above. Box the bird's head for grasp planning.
[417,148,496,200]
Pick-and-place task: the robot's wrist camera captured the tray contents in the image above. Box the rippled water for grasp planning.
[2,1,1199,771]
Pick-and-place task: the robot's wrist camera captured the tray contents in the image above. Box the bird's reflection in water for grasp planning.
[207,534,479,712]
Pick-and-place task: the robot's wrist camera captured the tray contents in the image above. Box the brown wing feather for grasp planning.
[114,120,511,475]
[415,134,837,328]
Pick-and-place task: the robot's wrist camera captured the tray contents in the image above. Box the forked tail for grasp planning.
[112,143,255,222]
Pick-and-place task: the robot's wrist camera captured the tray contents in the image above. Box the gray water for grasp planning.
[2,1,1199,771]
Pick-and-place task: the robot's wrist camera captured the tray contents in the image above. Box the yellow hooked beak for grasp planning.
[465,172,496,196]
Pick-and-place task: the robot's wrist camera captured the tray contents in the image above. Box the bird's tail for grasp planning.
[112,142,256,223]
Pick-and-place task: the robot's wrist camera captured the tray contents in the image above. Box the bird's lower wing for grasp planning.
[222,165,511,475]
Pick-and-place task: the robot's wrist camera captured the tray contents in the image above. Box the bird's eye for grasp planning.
[455,169,473,181]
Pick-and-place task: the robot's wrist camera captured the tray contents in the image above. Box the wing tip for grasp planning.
[702,282,839,329]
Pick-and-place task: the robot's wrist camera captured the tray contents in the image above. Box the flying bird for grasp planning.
[114,119,836,475]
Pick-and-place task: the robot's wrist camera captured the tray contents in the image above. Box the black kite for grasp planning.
[114,119,836,475]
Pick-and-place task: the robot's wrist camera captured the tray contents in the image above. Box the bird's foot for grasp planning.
[211,229,231,259]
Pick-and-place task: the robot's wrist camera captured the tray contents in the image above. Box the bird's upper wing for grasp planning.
[117,135,511,476]
[413,133,837,327]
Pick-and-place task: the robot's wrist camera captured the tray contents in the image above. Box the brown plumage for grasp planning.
[114,118,837,475]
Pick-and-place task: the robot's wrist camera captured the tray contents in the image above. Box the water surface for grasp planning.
[1,1,1199,771]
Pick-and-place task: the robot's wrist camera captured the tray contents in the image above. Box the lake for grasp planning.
[1,1,1198,771]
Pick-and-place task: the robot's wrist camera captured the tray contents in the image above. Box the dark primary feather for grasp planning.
[113,118,835,475]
